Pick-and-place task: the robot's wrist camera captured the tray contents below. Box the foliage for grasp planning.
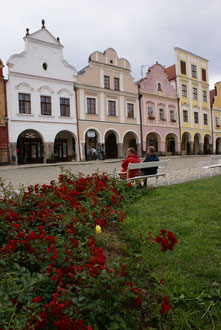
[0,173,163,329]
[121,177,221,329]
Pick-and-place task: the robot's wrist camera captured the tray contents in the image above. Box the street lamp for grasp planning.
[4,116,9,125]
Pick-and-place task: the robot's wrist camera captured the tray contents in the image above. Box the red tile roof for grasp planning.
[165,64,176,81]
[210,89,216,106]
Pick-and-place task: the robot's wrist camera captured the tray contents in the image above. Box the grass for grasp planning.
[119,176,221,329]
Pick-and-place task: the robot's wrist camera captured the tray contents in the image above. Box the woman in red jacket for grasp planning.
[120,147,140,178]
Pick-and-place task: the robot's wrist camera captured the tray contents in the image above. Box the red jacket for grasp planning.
[121,154,141,178]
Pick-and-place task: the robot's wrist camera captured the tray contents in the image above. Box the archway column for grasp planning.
[44,142,54,162]
[117,143,123,158]
[10,142,17,165]
[175,142,181,155]
[199,143,204,155]
[136,143,142,158]
[189,141,194,155]
[158,141,165,156]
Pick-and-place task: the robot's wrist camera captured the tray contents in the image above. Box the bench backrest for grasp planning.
[128,160,169,171]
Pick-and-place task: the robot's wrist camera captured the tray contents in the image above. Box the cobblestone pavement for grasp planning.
[0,155,221,191]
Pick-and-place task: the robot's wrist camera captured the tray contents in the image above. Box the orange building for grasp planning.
[0,59,9,165]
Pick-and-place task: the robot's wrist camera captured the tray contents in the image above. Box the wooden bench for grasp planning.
[198,157,221,178]
[119,160,170,186]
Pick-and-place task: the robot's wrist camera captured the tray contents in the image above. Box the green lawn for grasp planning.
[120,176,221,329]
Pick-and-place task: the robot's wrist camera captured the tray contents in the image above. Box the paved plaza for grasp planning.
[0,155,221,191]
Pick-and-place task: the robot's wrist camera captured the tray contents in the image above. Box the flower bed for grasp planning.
[0,172,177,329]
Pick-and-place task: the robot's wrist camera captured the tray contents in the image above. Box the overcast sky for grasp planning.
[1,0,221,89]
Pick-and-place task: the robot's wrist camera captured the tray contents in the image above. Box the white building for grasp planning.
[7,20,79,164]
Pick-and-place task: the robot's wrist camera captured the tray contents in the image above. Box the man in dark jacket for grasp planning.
[139,146,159,186]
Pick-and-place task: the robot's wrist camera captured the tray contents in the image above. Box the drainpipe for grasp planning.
[4,79,10,164]
[73,82,82,161]
[177,96,182,155]
[210,100,214,154]
[138,86,144,157]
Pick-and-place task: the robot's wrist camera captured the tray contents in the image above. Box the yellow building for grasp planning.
[0,59,9,165]
[210,82,221,154]
[166,48,211,154]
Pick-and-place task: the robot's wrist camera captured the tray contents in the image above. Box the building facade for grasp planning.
[137,63,180,156]
[0,59,9,165]
[76,48,141,160]
[210,82,221,154]
[6,21,79,165]
[166,48,211,155]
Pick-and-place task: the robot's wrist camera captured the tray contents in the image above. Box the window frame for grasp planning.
[127,103,134,118]
[180,61,186,74]
[202,68,207,82]
[104,75,110,89]
[108,100,116,116]
[215,116,220,127]
[203,90,207,102]
[193,87,198,100]
[203,113,208,125]
[60,97,70,117]
[18,93,31,114]
[182,84,187,97]
[159,108,165,120]
[183,109,188,122]
[170,110,176,122]
[40,95,51,116]
[86,97,96,114]
[191,64,197,78]
[194,111,199,124]
[114,77,120,91]
[148,106,155,119]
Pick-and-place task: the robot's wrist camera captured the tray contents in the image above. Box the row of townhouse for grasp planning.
[0,21,221,165]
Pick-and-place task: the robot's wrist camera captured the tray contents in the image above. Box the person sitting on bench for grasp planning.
[138,146,159,185]
[120,147,140,178]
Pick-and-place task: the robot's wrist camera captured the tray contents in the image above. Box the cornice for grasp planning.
[77,84,138,99]
[8,71,75,85]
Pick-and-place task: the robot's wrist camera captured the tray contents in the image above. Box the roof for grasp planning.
[210,89,216,106]
[165,64,176,81]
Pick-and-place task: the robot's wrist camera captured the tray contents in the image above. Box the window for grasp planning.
[60,98,70,117]
[194,112,199,124]
[159,108,165,120]
[108,100,116,116]
[191,64,197,78]
[203,90,207,102]
[148,106,154,119]
[157,82,162,91]
[202,68,207,82]
[215,117,220,127]
[180,61,186,74]
[183,110,188,122]
[19,93,31,114]
[204,113,208,125]
[127,103,134,118]
[87,98,96,114]
[104,76,110,89]
[193,87,198,99]
[170,110,175,121]
[182,84,187,97]
[114,78,119,90]
[40,96,51,115]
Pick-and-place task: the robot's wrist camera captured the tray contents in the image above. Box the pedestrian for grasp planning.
[138,146,159,186]
[97,144,102,160]
[88,146,92,160]
[119,147,140,178]
[100,144,105,160]
[92,147,97,160]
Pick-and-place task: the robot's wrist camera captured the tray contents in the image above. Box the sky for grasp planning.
[1,0,221,88]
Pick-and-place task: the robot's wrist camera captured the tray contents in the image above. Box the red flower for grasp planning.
[32,295,42,303]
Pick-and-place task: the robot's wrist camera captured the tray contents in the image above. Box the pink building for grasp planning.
[76,48,141,160]
[137,63,181,155]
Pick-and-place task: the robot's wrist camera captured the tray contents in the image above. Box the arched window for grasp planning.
[157,82,162,91]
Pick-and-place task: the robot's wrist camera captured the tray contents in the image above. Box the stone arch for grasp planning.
[204,134,212,154]
[17,129,44,165]
[104,129,120,159]
[54,130,77,162]
[122,130,140,156]
[215,137,221,154]
[145,132,162,153]
[84,128,101,160]
[165,133,179,155]
[181,131,192,155]
[193,133,203,155]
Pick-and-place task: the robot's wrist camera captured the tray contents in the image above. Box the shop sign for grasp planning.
[87,130,95,138]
